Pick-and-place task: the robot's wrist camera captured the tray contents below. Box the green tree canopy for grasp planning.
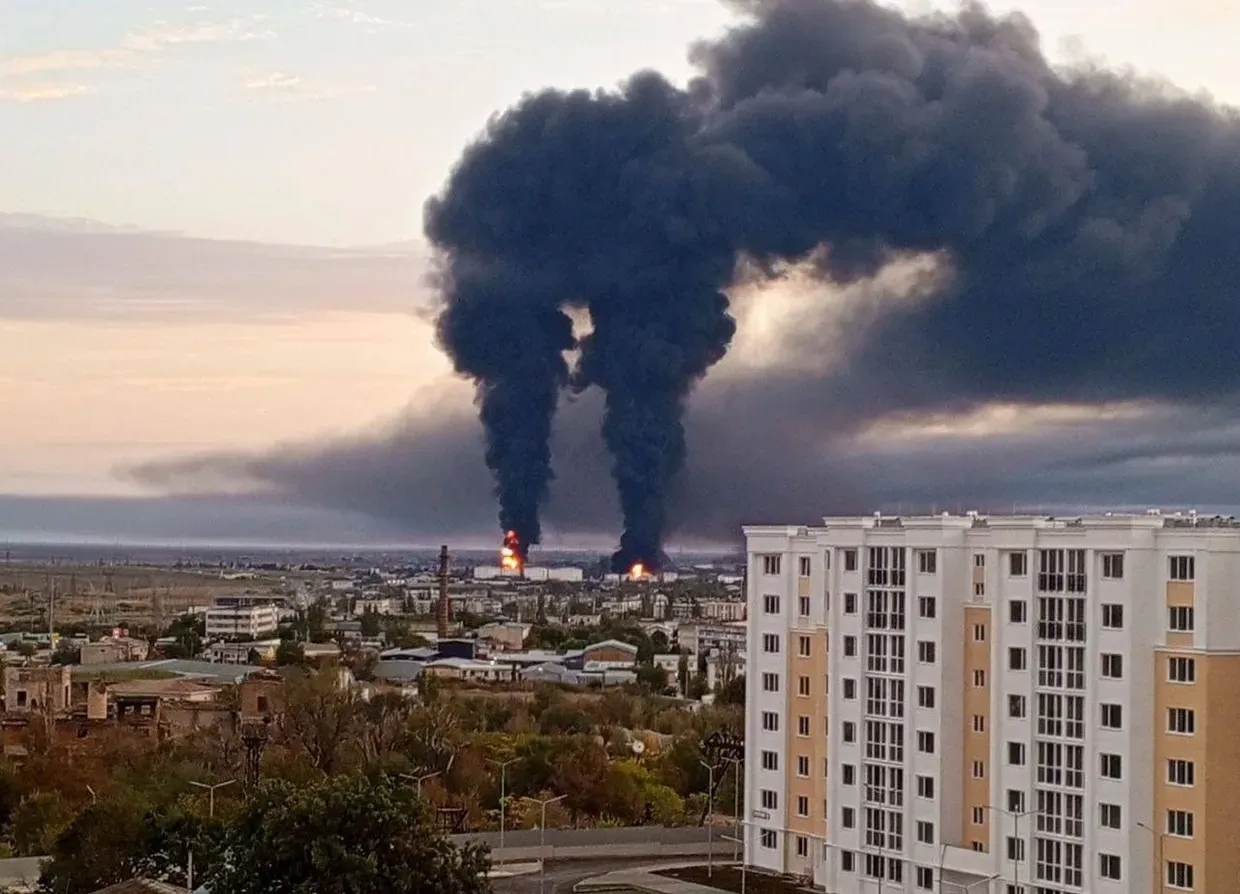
[204,772,491,894]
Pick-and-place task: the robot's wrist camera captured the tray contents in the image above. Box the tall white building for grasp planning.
[205,598,280,640]
[744,512,1240,894]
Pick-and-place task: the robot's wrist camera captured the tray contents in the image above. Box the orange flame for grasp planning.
[629,562,645,580]
[500,530,523,572]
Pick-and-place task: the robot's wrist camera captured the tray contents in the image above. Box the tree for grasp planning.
[718,673,745,706]
[202,772,491,894]
[278,670,362,775]
[359,608,382,638]
[275,639,304,667]
[635,663,669,695]
[676,653,690,696]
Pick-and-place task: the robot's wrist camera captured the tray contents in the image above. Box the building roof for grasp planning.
[90,880,190,894]
[107,678,221,699]
[74,660,263,683]
[580,639,639,655]
[371,660,424,682]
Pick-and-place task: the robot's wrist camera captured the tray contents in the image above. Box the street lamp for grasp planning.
[189,779,236,818]
[1138,821,1167,893]
[488,758,517,870]
[982,804,1034,892]
[400,770,441,798]
[723,756,742,862]
[721,820,750,894]
[523,794,567,894]
[699,759,723,877]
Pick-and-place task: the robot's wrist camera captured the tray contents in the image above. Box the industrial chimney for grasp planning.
[436,545,451,639]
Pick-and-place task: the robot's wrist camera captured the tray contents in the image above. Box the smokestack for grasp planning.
[436,544,451,639]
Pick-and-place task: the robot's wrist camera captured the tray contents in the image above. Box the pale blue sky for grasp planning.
[3,0,1239,246]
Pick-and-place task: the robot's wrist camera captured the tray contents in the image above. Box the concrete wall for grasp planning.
[451,825,729,862]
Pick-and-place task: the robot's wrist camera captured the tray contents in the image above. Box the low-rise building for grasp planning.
[204,639,280,664]
[4,666,71,713]
[205,598,279,640]
[81,637,150,665]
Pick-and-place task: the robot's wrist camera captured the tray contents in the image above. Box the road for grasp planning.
[492,858,689,894]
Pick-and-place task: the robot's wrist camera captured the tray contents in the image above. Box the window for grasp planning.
[974,582,985,597]
[1006,837,1025,862]
[1007,790,1025,813]
[918,596,937,619]
[1008,742,1026,766]
[795,835,808,857]
[1168,759,1195,786]
[917,685,936,709]
[1101,703,1123,729]
[971,806,984,825]
[797,715,810,737]
[973,669,987,687]
[760,789,778,810]
[1009,647,1027,670]
[1168,707,1196,735]
[916,775,935,799]
[1169,656,1196,683]
[1100,803,1121,829]
[798,556,811,577]
[1102,553,1124,580]
[918,641,937,663]
[1010,599,1027,623]
[918,550,937,574]
[1101,653,1123,679]
[1100,854,1121,881]
[972,715,986,733]
[1169,606,1195,632]
[1008,695,1027,718]
[1169,555,1195,581]
[844,592,857,614]
[973,624,987,642]
[843,635,857,657]
[1100,753,1122,780]
[841,851,855,872]
[843,549,857,571]
[843,678,856,700]
[1167,861,1193,890]
[843,722,856,744]
[842,764,855,785]
[796,795,809,817]
[759,828,776,849]
[763,594,780,614]
[798,635,811,657]
[971,841,984,853]
[762,633,780,653]
[1168,809,1194,838]
[975,553,986,568]
[823,758,829,778]
[842,806,855,828]
[1009,551,1027,576]
[1102,603,1123,629]
[761,711,779,732]
[761,672,780,692]
[762,555,781,576]
[798,596,810,617]
[916,821,935,844]
[916,867,933,890]
[797,675,810,697]
[972,760,985,779]
[793,755,809,777]
[917,731,936,754]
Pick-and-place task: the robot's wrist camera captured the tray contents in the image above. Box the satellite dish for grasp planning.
[631,740,646,755]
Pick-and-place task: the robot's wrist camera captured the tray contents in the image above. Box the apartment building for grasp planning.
[205,598,280,640]
[745,512,1240,894]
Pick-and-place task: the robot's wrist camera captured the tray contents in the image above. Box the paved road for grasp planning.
[492,858,690,894]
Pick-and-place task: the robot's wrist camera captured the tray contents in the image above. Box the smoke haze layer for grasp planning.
[424,0,1240,569]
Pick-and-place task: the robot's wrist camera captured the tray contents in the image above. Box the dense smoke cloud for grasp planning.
[425,0,1240,570]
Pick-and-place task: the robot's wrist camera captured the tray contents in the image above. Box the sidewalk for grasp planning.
[574,862,738,894]
[489,862,542,879]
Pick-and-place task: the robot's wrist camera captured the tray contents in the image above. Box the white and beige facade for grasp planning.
[744,512,1240,894]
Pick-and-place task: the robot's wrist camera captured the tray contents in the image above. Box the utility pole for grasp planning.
[699,759,722,877]
[189,779,236,818]
[488,758,517,870]
[525,794,567,894]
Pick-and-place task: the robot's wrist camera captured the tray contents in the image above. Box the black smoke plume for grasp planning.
[427,0,1240,570]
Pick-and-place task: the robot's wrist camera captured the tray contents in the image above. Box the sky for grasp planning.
[4,0,1240,546]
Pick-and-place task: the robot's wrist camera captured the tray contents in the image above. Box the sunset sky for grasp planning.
[3,0,1240,545]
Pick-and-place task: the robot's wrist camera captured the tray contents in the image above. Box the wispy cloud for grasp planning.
[0,82,95,103]
[241,70,375,101]
[0,17,274,80]
[313,3,412,30]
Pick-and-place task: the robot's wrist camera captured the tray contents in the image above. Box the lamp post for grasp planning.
[723,756,742,862]
[982,804,1034,892]
[524,794,567,894]
[1138,821,1166,894]
[721,821,750,894]
[189,779,236,818]
[699,759,722,877]
[400,770,441,798]
[488,758,517,870]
